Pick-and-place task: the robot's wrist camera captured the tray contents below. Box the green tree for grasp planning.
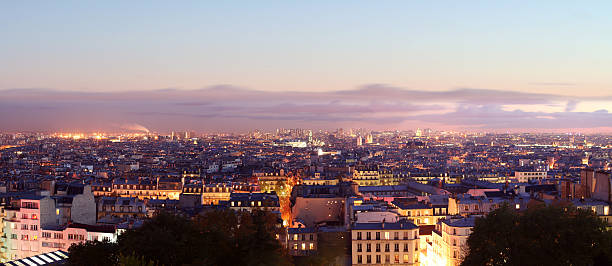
[462,203,612,266]
[117,212,206,265]
[68,210,290,266]
[68,240,119,266]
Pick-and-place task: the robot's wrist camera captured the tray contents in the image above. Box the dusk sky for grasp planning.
[1,1,611,133]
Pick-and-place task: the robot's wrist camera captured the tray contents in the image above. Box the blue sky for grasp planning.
[1,1,611,132]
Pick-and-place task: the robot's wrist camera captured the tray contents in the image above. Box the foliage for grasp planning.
[67,240,119,266]
[462,203,612,266]
[118,253,157,266]
[68,210,291,266]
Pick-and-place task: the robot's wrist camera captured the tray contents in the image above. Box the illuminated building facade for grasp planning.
[287,227,317,256]
[351,220,420,265]
[421,217,475,266]
[353,166,381,186]
[391,200,448,226]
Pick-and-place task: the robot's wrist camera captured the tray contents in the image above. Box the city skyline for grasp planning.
[1,85,611,133]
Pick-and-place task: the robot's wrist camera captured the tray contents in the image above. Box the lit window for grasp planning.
[301,243,306,250]
[515,204,520,209]
[309,243,314,250]
[384,232,390,240]
[293,244,298,250]
[605,206,609,216]
[56,209,60,215]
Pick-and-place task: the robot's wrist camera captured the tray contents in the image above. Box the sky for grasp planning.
[1,1,611,133]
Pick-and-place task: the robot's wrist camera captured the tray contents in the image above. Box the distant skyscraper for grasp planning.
[415,128,422,137]
[365,134,373,144]
[357,136,363,146]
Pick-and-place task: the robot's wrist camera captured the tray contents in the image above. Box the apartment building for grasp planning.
[351,220,419,265]
[353,166,381,186]
[514,171,547,183]
[448,194,528,216]
[287,227,317,256]
[0,189,110,262]
[421,217,475,266]
[391,200,448,226]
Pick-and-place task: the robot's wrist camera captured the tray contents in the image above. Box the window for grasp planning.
[366,255,371,264]
[376,243,380,252]
[54,233,63,239]
[42,232,51,238]
[21,224,28,230]
[376,232,380,240]
[394,243,399,252]
[385,255,390,263]
[301,243,306,250]
[293,234,298,241]
[404,243,408,252]
[376,255,381,263]
[403,254,410,262]
[394,254,400,263]
[357,255,362,264]
[309,243,314,250]
[357,232,362,240]
[366,243,371,252]
[453,251,457,258]
[357,244,362,252]
[384,232,390,240]
[309,234,313,240]
[366,232,371,240]
[11,234,17,239]
[30,225,37,231]
[293,244,298,250]
[394,232,399,240]
[453,239,457,246]
[453,229,456,235]
[385,243,390,252]
[464,205,469,211]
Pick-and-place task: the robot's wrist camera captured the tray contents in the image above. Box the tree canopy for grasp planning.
[68,210,291,266]
[462,203,612,266]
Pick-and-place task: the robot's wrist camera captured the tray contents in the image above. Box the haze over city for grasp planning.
[2,1,612,133]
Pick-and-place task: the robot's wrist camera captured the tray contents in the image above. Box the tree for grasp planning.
[117,212,205,265]
[194,209,292,266]
[68,240,119,266]
[462,203,612,266]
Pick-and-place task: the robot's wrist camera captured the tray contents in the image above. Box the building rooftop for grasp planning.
[353,220,418,230]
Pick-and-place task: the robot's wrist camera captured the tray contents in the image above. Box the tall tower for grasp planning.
[357,136,363,146]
